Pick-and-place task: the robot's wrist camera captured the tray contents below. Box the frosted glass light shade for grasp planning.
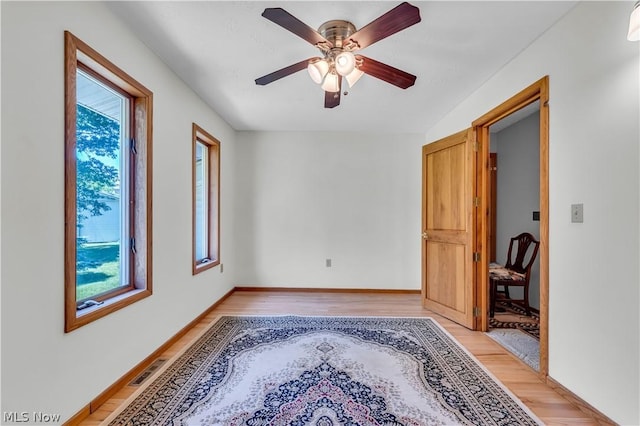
[335,52,356,76]
[321,73,340,92]
[345,68,364,88]
[628,2,640,41]
[307,59,329,84]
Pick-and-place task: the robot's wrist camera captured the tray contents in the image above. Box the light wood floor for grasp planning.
[79,290,605,425]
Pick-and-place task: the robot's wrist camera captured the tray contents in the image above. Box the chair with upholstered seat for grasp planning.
[489,232,539,317]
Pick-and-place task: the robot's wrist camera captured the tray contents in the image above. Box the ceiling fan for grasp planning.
[255,2,421,108]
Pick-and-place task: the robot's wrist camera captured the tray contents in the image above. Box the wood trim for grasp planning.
[63,287,236,425]
[135,95,153,293]
[472,76,550,379]
[467,128,478,330]
[546,377,617,425]
[63,31,153,332]
[71,33,152,98]
[192,123,221,275]
[469,127,489,330]
[472,80,542,128]
[64,31,79,332]
[234,286,421,294]
[70,290,152,332]
[538,76,550,382]
[61,404,90,426]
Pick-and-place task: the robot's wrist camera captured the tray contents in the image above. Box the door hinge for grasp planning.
[473,306,481,317]
[130,138,137,155]
[473,141,480,152]
[474,197,481,207]
[130,237,137,254]
[473,252,480,262]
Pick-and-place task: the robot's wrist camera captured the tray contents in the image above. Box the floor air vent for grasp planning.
[129,358,167,386]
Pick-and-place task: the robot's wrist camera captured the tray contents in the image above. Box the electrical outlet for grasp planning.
[326,259,332,267]
[571,204,583,223]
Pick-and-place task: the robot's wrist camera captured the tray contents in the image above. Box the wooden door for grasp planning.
[422,128,476,329]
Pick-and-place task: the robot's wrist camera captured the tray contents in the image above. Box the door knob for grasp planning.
[422,232,428,239]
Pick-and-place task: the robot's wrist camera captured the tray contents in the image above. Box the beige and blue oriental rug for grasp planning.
[105,316,542,425]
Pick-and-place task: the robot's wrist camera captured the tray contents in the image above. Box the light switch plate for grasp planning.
[571,204,583,223]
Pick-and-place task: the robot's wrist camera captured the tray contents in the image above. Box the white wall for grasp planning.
[3,2,638,424]
[424,2,639,424]
[494,112,541,309]
[234,131,424,290]
[1,2,237,422]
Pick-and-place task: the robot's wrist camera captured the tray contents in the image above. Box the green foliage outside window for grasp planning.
[75,104,119,223]
[75,104,121,289]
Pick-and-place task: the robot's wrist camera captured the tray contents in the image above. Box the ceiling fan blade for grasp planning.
[262,8,333,48]
[324,76,342,108]
[255,58,313,85]
[357,55,416,89]
[346,2,421,51]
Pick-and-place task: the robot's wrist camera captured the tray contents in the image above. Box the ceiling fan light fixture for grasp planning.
[307,59,329,84]
[628,1,640,41]
[335,51,356,76]
[345,68,364,88]
[256,3,421,108]
[321,72,340,92]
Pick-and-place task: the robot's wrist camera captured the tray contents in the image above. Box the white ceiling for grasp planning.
[106,1,576,134]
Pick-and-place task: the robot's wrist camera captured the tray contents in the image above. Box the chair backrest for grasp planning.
[504,232,540,274]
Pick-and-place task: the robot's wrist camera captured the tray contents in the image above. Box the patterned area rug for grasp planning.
[105,316,542,425]
[489,302,540,340]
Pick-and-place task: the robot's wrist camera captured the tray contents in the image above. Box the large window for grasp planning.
[64,31,153,332]
[192,124,220,274]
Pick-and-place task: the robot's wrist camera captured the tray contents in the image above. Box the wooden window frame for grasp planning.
[64,31,153,332]
[192,123,220,274]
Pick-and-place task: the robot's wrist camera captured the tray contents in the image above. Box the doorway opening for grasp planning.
[420,76,549,377]
[486,102,541,372]
[473,76,549,378]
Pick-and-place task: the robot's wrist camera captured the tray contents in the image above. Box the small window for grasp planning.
[64,31,153,332]
[192,124,220,274]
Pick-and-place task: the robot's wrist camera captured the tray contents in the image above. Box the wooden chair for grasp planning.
[489,232,539,317]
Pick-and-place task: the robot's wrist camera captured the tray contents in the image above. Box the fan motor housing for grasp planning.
[318,20,356,48]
